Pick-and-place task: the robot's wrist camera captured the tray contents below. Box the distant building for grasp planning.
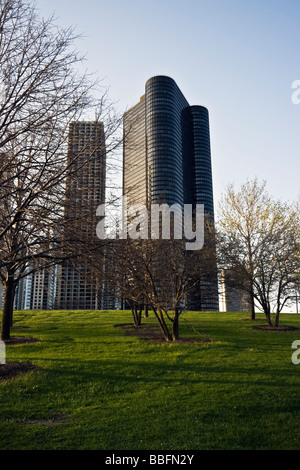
[31,266,57,310]
[220,270,251,312]
[14,273,33,310]
[123,76,218,310]
[13,121,120,311]
[55,121,107,310]
[13,266,57,311]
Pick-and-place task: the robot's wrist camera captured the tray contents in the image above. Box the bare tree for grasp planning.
[100,215,218,341]
[0,0,121,340]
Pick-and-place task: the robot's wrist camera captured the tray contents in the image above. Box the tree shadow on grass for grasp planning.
[0,335,40,381]
[116,323,212,343]
[0,362,40,381]
[3,336,40,345]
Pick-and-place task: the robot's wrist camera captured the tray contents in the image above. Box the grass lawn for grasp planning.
[0,309,300,450]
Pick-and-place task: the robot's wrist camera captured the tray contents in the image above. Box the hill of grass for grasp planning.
[0,309,300,450]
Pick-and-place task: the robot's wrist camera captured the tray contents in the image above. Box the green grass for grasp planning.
[1,309,300,450]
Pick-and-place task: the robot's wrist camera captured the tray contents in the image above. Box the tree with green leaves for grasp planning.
[217,178,300,326]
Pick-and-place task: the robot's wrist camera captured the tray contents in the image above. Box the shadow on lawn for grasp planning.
[116,323,212,343]
[0,362,39,381]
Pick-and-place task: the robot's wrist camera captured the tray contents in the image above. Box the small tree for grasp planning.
[217,178,300,326]
[103,216,217,341]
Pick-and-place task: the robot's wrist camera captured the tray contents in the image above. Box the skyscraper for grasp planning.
[13,121,120,311]
[55,121,107,310]
[124,76,214,214]
[123,75,218,310]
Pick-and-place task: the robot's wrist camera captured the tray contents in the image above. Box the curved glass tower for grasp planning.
[145,76,188,206]
[124,76,215,215]
[182,105,214,214]
[123,76,218,310]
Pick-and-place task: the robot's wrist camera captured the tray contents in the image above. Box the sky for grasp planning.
[36,0,300,215]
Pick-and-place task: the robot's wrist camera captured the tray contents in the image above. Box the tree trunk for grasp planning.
[131,306,136,325]
[248,247,255,320]
[10,282,17,327]
[249,282,255,320]
[153,308,172,342]
[1,276,15,341]
[264,306,273,326]
[144,304,149,318]
[172,313,179,341]
[131,305,142,326]
[137,306,142,325]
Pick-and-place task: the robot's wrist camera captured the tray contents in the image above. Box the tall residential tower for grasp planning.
[123,76,218,310]
[124,76,214,214]
[56,121,107,310]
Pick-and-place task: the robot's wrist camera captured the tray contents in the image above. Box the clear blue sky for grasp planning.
[37,0,300,212]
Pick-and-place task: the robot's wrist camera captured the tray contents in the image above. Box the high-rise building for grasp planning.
[14,270,33,310]
[31,266,57,310]
[124,76,214,213]
[13,121,121,311]
[55,121,107,310]
[123,75,218,310]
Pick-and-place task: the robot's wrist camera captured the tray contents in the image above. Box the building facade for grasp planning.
[123,75,218,310]
[124,76,214,214]
[55,121,116,310]
[14,266,57,311]
[12,121,120,311]
[220,270,251,313]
